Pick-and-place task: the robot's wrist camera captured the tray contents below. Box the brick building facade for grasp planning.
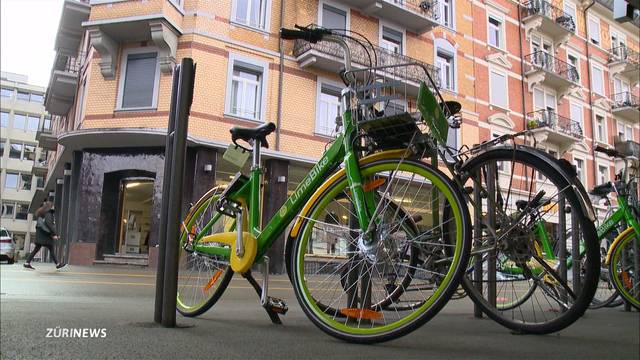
[35,0,638,268]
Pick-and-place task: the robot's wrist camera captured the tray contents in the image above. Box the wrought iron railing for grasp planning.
[611,91,640,109]
[522,0,576,33]
[525,51,580,83]
[527,109,583,139]
[293,32,440,87]
[52,51,87,74]
[388,0,440,21]
[608,46,640,65]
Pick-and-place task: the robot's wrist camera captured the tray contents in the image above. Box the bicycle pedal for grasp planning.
[265,297,288,315]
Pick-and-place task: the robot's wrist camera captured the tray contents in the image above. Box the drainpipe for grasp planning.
[583,1,596,187]
[276,0,286,151]
[517,3,527,134]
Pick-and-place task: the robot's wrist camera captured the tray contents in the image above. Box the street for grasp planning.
[1,263,638,360]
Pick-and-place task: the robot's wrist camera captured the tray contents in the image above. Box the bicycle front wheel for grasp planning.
[609,228,640,310]
[290,158,471,343]
[460,147,599,334]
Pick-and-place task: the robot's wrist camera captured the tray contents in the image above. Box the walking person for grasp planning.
[23,201,66,270]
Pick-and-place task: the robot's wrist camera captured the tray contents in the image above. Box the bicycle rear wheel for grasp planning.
[460,147,599,334]
[609,228,640,310]
[176,188,234,317]
[290,158,471,343]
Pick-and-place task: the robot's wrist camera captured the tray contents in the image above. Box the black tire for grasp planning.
[176,188,234,317]
[7,258,14,265]
[290,158,471,343]
[460,147,599,334]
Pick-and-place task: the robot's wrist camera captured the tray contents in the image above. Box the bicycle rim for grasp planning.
[609,231,640,310]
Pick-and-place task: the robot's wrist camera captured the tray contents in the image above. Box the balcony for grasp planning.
[611,92,640,122]
[45,52,85,116]
[338,0,439,34]
[608,46,640,82]
[31,159,49,177]
[527,109,583,152]
[84,0,182,78]
[524,51,580,98]
[36,120,57,151]
[522,0,575,47]
[293,35,440,94]
[55,0,90,53]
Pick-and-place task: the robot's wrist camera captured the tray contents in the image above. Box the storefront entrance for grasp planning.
[116,179,154,255]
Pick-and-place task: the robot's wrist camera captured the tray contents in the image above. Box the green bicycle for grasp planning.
[174,26,472,343]
[597,145,640,310]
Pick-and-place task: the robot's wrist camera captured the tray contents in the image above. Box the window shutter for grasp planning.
[122,52,158,109]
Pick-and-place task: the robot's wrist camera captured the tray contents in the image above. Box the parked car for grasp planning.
[0,227,16,264]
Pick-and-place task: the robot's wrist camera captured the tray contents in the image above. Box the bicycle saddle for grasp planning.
[230,122,276,149]
[439,101,462,116]
[589,182,614,198]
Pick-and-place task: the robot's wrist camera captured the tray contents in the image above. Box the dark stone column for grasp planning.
[59,163,72,264]
[262,159,289,274]
[190,147,217,204]
[52,179,63,263]
[66,151,82,245]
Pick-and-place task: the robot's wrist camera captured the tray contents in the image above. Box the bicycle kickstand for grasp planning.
[241,256,288,325]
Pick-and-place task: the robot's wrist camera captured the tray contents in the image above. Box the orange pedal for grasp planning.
[339,308,383,320]
[203,270,223,292]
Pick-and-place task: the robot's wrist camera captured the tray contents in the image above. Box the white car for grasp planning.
[0,227,16,264]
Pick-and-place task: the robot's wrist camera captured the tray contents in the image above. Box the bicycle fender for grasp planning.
[460,145,596,222]
[604,226,636,265]
[200,231,257,273]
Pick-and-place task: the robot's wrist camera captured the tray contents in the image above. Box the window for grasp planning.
[13,113,26,130]
[27,115,40,132]
[591,65,604,96]
[492,133,510,172]
[489,70,508,108]
[9,142,22,159]
[16,91,30,101]
[0,111,8,128]
[37,150,47,164]
[1,202,15,218]
[598,165,608,184]
[617,121,634,141]
[233,0,269,30]
[595,114,606,142]
[0,87,12,98]
[574,158,585,183]
[30,93,44,103]
[0,141,4,157]
[226,56,267,121]
[4,172,19,189]
[563,2,577,33]
[321,3,347,32]
[567,53,579,81]
[19,174,32,191]
[436,51,455,91]
[533,87,556,112]
[15,203,28,220]
[43,115,51,131]
[381,26,403,54]
[35,175,45,189]
[118,51,159,110]
[487,15,504,49]
[588,17,600,45]
[570,103,583,131]
[440,0,454,28]
[23,144,35,161]
[316,83,342,136]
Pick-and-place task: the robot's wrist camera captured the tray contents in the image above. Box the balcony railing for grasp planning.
[52,51,86,75]
[293,33,440,87]
[608,46,640,64]
[522,0,576,33]
[612,92,640,109]
[527,109,583,139]
[525,51,579,83]
[391,0,439,21]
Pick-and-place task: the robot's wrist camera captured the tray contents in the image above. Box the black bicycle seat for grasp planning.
[589,182,614,198]
[230,122,276,148]
[439,101,462,116]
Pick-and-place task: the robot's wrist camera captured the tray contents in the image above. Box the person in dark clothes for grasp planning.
[23,201,66,270]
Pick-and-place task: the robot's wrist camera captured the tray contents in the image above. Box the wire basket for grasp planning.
[345,62,442,154]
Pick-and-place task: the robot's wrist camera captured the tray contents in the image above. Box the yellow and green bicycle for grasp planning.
[173,25,601,342]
